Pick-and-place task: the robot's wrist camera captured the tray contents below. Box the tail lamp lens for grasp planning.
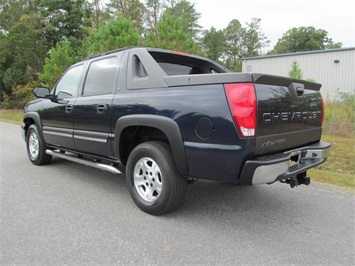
[224,83,257,137]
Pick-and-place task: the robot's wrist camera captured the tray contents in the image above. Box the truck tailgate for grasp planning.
[253,74,323,155]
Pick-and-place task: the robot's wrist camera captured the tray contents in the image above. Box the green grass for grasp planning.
[309,135,354,192]
[0,109,23,125]
[0,109,353,191]
[309,169,354,192]
[323,92,355,137]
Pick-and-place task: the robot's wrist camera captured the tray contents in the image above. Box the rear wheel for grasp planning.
[26,124,52,165]
[126,141,187,215]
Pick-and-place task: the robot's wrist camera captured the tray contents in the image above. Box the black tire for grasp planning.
[26,124,52,165]
[126,141,187,215]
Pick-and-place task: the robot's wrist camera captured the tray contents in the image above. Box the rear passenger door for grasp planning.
[73,54,122,157]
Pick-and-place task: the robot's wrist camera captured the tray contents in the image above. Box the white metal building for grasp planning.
[242,47,355,101]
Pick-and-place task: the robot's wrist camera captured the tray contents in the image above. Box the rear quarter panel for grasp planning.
[111,84,254,182]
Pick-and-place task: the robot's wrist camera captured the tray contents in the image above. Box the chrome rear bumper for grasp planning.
[239,142,331,185]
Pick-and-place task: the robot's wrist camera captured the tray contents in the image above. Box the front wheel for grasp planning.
[126,141,187,215]
[26,124,52,165]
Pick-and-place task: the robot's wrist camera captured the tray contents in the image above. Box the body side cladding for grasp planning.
[114,114,188,175]
[22,112,42,132]
[22,112,45,142]
[164,73,253,87]
[126,48,168,90]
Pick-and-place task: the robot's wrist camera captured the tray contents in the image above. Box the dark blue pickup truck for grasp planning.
[22,47,330,215]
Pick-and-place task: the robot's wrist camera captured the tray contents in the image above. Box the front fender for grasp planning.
[22,112,43,141]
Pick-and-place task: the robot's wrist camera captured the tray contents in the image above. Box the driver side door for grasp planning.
[40,64,85,150]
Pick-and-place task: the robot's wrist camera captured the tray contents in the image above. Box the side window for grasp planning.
[83,57,118,96]
[55,65,83,98]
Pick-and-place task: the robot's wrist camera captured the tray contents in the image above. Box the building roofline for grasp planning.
[242,47,355,60]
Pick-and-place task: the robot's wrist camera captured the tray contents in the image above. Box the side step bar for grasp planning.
[46,149,122,175]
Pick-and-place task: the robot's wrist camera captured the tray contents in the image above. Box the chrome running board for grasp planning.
[46,149,122,174]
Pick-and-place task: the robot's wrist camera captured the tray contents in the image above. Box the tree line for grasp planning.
[0,0,342,108]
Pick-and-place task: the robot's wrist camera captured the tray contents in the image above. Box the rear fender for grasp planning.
[114,115,188,175]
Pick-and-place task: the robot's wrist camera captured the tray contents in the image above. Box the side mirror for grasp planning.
[34,86,50,98]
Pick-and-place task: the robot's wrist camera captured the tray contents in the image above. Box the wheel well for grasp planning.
[120,126,169,166]
[23,118,35,135]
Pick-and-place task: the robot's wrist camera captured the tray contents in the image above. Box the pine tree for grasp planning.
[289,61,303,79]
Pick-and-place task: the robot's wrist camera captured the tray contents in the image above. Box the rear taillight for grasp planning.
[224,83,256,137]
[321,95,325,122]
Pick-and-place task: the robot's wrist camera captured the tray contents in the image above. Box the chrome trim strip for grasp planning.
[43,131,72,138]
[74,135,107,143]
